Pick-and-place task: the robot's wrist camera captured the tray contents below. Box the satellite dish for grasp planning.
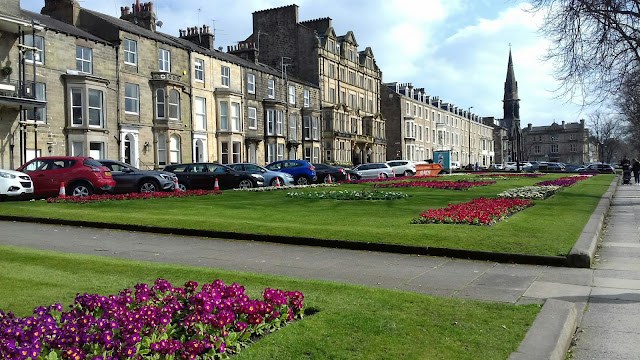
[156,20,163,28]
[218,46,223,51]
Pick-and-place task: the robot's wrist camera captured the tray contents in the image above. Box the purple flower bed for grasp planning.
[0,278,304,360]
[534,175,590,187]
[375,179,496,190]
[480,173,544,177]
[338,174,438,184]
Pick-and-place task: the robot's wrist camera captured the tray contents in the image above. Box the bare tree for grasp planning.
[618,70,640,152]
[588,110,624,162]
[529,0,640,104]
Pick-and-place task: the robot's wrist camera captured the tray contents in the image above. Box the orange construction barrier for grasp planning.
[415,163,443,176]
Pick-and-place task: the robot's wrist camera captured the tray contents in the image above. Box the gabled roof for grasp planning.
[21,9,109,45]
[339,31,358,47]
[360,46,374,58]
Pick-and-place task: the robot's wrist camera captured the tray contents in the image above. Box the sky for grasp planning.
[21,0,596,127]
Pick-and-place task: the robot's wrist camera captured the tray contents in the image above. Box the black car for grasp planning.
[97,159,176,193]
[164,163,264,190]
[312,163,347,183]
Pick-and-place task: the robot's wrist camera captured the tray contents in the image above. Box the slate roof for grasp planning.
[21,9,110,45]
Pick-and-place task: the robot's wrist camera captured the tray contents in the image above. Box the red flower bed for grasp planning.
[338,174,438,184]
[46,190,222,203]
[375,179,495,190]
[412,197,533,225]
[534,175,590,187]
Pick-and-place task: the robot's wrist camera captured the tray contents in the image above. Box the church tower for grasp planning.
[503,49,523,163]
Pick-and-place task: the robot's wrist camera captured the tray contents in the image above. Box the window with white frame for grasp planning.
[158,48,170,72]
[267,79,275,98]
[24,35,44,63]
[303,89,310,107]
[405,101,410,115]
[26,83,46,122]
[232,142,241,163]
[267,143,275,163]
[247,73,255,94]
[76,46,92,73]
[124,38,137,65]
[313,146,319,163]
[288,85,295,105]
[221,66,230,87]
[312,116,319,140]
[194,97,206,130]
[231,102,240,132]
[89,142,104,159]
[88,89,103,127]
[221,142,229,164]
[155,88,165,118]
[277,143,284,160]
[276,110,283,135]
[329,88,336,103]
[303,116,311,140]
[325,140,332,161]
[248,107,257,129]
[168,89,180,120]
[304,146,311,162]
[169,135,180,164]
[194,58,204,82]
[157,133,167,165]
[124,83,139,114]
[266,109,275,135]
[219,101,228,130]
[71,88,83,126]
[289,114,297,140]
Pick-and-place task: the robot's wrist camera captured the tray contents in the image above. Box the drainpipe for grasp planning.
[115,43,121,162]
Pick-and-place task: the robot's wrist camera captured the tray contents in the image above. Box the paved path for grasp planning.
[0,181,639,358]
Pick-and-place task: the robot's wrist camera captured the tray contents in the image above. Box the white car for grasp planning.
[504,162,532,171]
[385,160,416,177]
[353,163,395,179]
[450,161,460,170]
[0,169,34,199]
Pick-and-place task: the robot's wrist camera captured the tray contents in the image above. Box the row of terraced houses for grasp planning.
[0,0,510,170]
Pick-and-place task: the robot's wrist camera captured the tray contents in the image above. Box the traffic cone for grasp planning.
[327,174,332,183]
[58,182,66,198]
[275,177,281,187]
[214,177,220,191]
[173,178,180,192]
[346,173,351,181]
[377,172,381,179]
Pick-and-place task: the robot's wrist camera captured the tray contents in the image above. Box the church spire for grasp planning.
[503,48,520,133]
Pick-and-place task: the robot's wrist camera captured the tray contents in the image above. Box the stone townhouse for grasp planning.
[243,4,384,166]
[381,82,494,167]
[228,41,322,165]
[0,1,117,169]
[522,120,593,164]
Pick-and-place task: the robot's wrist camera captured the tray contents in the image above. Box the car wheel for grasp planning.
[70,182,93,197]
[295,176,310,185]
[323,175,333,183]
[178,184,187,192]
[381,173,389,179]
[403,170,413,177]
[270,177,282,186]
[139,180,159,193]
[238,179,254,189]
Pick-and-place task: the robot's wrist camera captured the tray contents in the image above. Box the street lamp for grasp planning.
[468,106,473,169]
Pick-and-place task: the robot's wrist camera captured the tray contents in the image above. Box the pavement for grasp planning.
[0,178,639,359]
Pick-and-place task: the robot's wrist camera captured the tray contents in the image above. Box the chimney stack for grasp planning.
[120,1,157,31]
[179,24,215,50]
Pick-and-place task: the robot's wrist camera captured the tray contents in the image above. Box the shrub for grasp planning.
[287,189,410,200]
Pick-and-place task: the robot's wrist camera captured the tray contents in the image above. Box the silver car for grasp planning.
[385,160,416,177]
[353,163,395,179]
[227,163,295,186]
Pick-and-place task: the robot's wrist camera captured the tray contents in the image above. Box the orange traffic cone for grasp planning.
[58,182,66,198]
[346,173,351,181]
[275,177,281,187]
[377,172,381,179]
[327,174,332,183]
[214,178,220,191]
[173,178,180,192]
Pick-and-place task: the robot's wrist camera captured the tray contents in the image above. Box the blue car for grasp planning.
[227,163,295,187]
[265,160,317,185]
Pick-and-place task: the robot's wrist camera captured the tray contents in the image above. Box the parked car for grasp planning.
[352,163,395,179]
[312,163,347,183]
[385,160,416,176]
[164,163,264,190]
[450,161,460,170]
[334,165,360,180]
[489,163,504,170]
[18,156,115,197]
[504,162,532,172]
[563,163,582,172]
[97,159,177,193]
[0,169,33,200]
[227,163,294,186]
[265,160,316,185]
[540,162,565,171]
[576,163,615,174]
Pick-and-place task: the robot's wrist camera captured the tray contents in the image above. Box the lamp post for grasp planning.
[468,106,473,169]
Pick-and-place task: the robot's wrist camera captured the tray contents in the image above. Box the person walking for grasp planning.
[632,158,640,185]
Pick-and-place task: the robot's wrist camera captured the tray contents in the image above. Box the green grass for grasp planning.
[0,245,539,360]
[0,174,614,256]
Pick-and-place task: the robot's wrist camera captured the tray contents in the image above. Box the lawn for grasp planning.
[0,245,540,360]
[0,173,614,256]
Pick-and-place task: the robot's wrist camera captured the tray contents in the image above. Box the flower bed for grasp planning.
[411,197,533,225]
[497,185,561,199]
[234,183,338,192]
[0,278,304,360]
[534,175,591,187]
[338,174,438,184]
[286,189,410,200]
[478,173,544,178]
[375,179,495,190]
[46,190,222,204]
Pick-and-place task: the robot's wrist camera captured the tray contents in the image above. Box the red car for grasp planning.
[18,156,116,197]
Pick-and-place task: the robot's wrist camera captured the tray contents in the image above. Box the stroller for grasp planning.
[622,163,632,185]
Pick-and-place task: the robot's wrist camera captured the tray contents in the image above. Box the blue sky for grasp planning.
[21,0,594,127]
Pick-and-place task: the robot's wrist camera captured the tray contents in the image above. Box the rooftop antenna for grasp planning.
[197,7,201,25]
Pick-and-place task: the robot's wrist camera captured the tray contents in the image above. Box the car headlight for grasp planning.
[0,171,16,179]
[284,174,293,178]
[250,174,263,179]
[159,174,171,180]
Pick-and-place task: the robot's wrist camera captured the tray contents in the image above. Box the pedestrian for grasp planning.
[632,158,640,185]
